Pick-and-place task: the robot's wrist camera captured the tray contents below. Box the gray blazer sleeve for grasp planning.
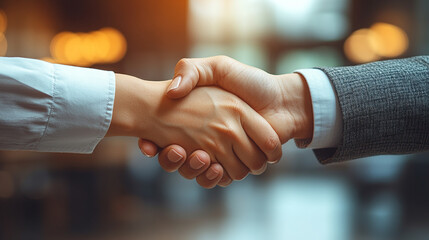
[313,56,429,164]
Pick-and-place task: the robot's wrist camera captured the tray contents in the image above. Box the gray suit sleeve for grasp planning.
[313,56,429,164]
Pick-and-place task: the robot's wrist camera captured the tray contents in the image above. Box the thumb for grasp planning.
[166,56,229,99]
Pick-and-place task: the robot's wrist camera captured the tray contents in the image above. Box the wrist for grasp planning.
[107,74,156,137]
[277,73,314,141]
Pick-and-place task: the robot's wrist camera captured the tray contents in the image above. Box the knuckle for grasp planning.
[222,126,237,140]
[210,55,233,80]
[175,58,191,70]
[223,100,244,121]
[213,55,229,62]
[229,99,243,114]
[215,121,238,141]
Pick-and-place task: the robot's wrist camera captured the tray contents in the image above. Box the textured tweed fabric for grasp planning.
[314,56,429,164]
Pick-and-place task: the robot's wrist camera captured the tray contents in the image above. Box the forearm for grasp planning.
[0,57,115,153]
[317,56,429,163]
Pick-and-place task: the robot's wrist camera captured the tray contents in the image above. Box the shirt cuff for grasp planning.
[293,69,342,149]
[37,64,115,153]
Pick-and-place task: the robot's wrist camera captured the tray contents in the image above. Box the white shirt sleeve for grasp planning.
[293,68,342,149]
[0,57,115,153]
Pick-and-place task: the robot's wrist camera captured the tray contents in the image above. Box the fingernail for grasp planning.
[167,149,183,163]
[190,155,205,170]
[268,157,281,164]
[206,169,219,180]
[168,76,182,92]
[140,145,154,158]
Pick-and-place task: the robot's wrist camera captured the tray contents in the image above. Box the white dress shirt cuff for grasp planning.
[37,64,115,153]
[293,69,342,149]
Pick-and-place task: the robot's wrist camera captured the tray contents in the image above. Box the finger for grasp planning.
[138,138,159,157]
[157,145,187,172]
[196,164,223,189]
[232,130,268,175]
[166,56,232,99]
[269,154,283,165]
[216,149,249,181]
[167,58,208,99]
[240,106,282,164]
[217,171,233,187]
[178,150,211,179]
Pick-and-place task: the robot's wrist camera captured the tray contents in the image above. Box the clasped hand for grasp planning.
[128,56,313,188]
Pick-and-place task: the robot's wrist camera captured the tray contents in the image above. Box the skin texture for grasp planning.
[139,56,314,188]
[106,74,282,183]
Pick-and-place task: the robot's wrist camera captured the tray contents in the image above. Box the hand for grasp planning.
[140,56,314,187]
[107,74,282,187]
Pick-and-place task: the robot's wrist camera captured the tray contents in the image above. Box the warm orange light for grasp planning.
[370,22,408,58]
[64,33,92,66]
[344,23,408,64]
[100,28,127,63]
[50,32,75,63]
[0,33,7,56]
[91,30,111,62]
[344,29,380,64]
[50,28,127,67]
[0,10,7,33]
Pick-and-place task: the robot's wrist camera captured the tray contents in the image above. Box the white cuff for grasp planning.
[37,64,115,153]
[294,69,342,149]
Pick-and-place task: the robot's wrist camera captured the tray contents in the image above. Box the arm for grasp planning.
[0,58,281,188]
[315,56,429,163]
[0,57,115,153]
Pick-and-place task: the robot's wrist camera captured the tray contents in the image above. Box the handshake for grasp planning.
[107,56,314,188]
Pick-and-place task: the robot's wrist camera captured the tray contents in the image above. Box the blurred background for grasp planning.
[0,0,428,239]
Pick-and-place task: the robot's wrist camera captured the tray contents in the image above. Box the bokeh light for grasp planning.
[50,28,127,67]
[344,22,408,64]
[0,10,7,56]
[91,30,111,62]
[0,10,7,33]
[50,32,75,63]
[370,22,409,58]
[344,29,380,64]
[101,27,127,63]
[0,33,7,56]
